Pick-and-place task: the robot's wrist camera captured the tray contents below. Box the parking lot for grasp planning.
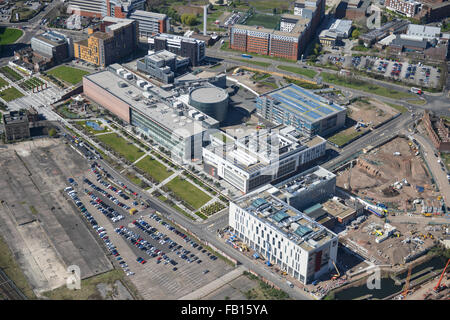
[358,56,441,88]
[320,53,441,89]
[70,161,235,299]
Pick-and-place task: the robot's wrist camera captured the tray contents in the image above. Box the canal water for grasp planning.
[333,255,448,300]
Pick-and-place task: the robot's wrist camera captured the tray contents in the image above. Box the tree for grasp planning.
[48,128,57,137]
[351,29,360,39]
[181,13,198,26]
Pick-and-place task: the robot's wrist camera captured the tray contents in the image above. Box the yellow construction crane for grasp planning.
[331,260,340,280]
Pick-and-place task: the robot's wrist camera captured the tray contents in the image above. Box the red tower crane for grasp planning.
[433,258,450,293]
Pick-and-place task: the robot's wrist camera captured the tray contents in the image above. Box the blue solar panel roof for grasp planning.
[264,84,346,123]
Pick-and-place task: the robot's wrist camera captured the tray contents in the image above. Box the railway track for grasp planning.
[0,269,27,300]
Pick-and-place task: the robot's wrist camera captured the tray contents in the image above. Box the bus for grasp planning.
[410,87,422,95]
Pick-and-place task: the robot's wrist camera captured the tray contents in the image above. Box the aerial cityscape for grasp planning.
[0,0,449,306]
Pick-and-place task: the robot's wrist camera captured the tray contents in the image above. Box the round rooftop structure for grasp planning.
[189,86,229,123]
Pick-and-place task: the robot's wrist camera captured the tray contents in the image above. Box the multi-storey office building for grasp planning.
[129,10,169,37]
[83,64,219,162]
[385,0,421,18]
[229,0,324,60]
[136,50,189,83]
[202,126,327,193]
[256,84,347,137]
[68,0,104,18]
[68,0,145,18]
[229,185,338,284]
[30,31,71,63]
[2,111,30,142]
[74,16,138,67]
[148,34,206,66]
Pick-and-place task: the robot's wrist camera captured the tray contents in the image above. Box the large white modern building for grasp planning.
[229,184,338,284]
[202,126,327,193]
[83,64,219,163]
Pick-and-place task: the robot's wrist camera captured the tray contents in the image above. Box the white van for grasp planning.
[64,187,73,192]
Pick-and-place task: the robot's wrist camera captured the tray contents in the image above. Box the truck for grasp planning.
[241,54,253,59]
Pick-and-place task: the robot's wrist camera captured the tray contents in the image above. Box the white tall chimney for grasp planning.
[203,5,208,36]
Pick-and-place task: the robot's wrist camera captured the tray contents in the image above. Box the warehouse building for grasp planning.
[148,34,206,66]
[319,19,352,46]
[256,84,347,137]
[229,185,338,284]
[83,64,219,162]
[74,16,138,67]
[202,126,327,193]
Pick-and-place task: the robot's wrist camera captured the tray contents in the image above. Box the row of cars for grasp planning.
[85,176,131,211]
[351,56,361,67]
[83,186,125,223]
[65,181,134,276]
[114,226,178,271]
[149,214,219,262]
[390,62,402,77]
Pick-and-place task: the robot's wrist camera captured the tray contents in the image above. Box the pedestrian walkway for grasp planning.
[178,266,247,300]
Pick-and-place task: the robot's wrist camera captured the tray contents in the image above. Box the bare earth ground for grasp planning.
[0,139,112,296]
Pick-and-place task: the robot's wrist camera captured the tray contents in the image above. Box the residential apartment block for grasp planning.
[229,184,338,284]
[73,16,138,67]
[385,0,422,18]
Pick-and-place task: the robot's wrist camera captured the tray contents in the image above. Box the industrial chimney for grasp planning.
[203,5,208,36]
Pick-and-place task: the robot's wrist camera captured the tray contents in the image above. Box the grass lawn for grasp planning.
[47,66,90,85]
[0,27,23,45]
[0,235,36,299]
[57,105,82,119]
[0,87,24,102]
[96,133,144,163]
[0,77,8,88]
[328,129,365,147]
[231,58,271,68]
[321,73,415,100]
[386,103,408,113]
[0,66,23,82]
[42,269,128,300]
[165,176,212,210]
[244,13,280,29]
[284,78,323,90]
[125,172,143,186]
[352,45,370,52]
[277,65,317,79]
[135,156,172,183]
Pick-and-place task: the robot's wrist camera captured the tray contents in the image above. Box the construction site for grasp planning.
[336,136,445,216]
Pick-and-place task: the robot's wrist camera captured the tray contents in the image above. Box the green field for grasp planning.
[0,66,23,82]
[327,129,365,147]
[0,27,23,45]
[277,65,317,79]
[47,66,90,85]
[0,235,36,299]
[321,73,415,100]
[0,87,24,102]
[96,133,144,163]
[244,13,280,29]
[231,58,271,68]
[165,176,212,210]
[135,156,172,183]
